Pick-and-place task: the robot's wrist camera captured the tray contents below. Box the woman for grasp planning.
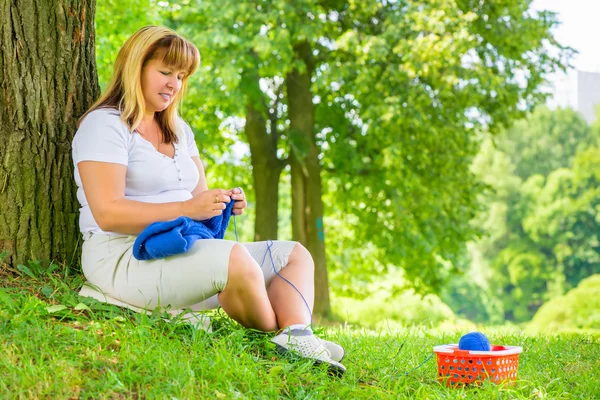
[72,26,345,374]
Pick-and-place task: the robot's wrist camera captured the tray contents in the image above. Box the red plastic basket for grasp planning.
[433,344,522,387]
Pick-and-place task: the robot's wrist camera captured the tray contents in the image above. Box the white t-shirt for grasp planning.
[72,108,200,235]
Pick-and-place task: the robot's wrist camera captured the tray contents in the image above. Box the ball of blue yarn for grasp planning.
[458,332,491,351]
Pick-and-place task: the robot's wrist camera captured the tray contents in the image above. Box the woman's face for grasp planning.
[140,54,185,114]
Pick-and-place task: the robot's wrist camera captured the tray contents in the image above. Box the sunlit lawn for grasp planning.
[1,267,599,399]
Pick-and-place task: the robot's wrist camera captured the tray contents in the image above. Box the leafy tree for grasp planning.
[493,247,550,321]
[528,274,600,333]
[0,0,98,267]
[453,107,600,322]
[167,1,337,312]
[498,107,592,180]
[166,0,569,315]
[439,142,519,323]
[524,147,600,288]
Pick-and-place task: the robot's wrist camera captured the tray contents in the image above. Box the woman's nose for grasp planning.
[167,76,177,88]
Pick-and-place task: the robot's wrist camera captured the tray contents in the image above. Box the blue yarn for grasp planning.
[458,332,491,351]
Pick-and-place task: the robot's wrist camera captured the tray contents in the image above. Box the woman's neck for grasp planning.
[142,111,156,126]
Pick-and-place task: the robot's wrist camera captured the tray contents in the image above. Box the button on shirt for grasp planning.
[72,108,201,235]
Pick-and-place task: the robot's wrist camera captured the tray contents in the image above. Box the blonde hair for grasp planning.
[80,26,200,144]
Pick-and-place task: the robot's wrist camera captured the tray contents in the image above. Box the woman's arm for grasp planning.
[190,156,209,196]
[78,161,230,234]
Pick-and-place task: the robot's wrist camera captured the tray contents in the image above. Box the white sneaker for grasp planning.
[271,333,346,376]
[319,338,345,362]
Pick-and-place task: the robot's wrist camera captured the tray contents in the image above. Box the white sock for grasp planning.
[281,324,313,336]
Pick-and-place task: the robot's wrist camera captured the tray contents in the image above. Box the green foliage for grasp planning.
[441,277,503,325]
[317,0,569,295]
[494,248,549,321]
[517,145,600,290]
[446,107,600,323]
[333,291,457,329]
[440,244,504,324]
[95,0,163,90]
[528,274,600,333]
[499,107,592,180]
[332,273,458,328]
[163,1,571,298]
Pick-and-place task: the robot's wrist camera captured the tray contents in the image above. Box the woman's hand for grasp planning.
[183,188,232,220]
[231,187,247,216]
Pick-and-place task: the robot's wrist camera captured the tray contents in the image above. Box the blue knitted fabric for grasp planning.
[133,200,235,260]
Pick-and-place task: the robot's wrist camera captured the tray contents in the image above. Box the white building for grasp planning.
[549,70,600,124]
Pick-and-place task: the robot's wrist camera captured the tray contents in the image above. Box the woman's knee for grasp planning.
[228,243,263,282]
[288,242,314,272]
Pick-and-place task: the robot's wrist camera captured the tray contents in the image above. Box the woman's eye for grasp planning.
[160,71,170,76]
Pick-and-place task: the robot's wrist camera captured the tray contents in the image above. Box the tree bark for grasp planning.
[287,41,331,316]
[244,75,285,241]
[0,0,98,267]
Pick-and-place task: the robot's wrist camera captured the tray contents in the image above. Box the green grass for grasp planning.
[1,265,599,399]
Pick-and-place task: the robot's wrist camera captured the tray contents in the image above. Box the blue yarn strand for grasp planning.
[403,353,434,376]
[233,215,239,242]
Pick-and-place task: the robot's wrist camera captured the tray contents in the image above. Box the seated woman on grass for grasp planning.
[73,26,345,375]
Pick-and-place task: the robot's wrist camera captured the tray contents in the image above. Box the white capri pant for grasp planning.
[79,232,298,313]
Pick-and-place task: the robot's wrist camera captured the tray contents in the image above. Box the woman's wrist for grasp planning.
[179,199,191,218]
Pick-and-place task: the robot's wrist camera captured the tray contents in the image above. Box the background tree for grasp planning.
[523,146,600,288]
[528,274,600,333]
[168,1,335,312]
[165,0,570,316]
[445,107,600,322]
[0,0,98,267]
[318,0,571,302]
[498,107,592,180]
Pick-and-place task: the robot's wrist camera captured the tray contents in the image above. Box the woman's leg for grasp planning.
[217,243,278,331]
[245,241,346,374]
[82,234,288,333]
[266,243,314,329]
[190,241,314,331]
[240,241,314,329]
[82,235,276,331]
[184,242,315,330]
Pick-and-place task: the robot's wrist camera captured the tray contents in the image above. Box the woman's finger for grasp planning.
[233,200,247,209]
[213,192,231,203]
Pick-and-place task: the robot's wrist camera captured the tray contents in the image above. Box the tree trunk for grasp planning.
[287,42,331,316]
[243,74,285,242]
[0,0,98,268]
